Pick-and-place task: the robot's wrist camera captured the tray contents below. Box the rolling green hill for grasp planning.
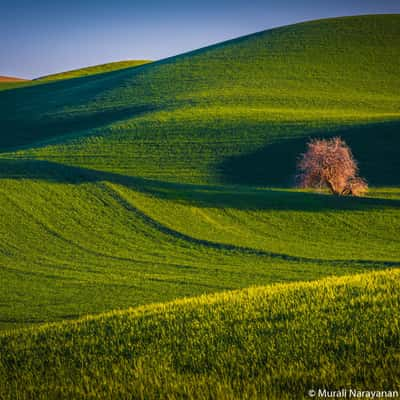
[35,60,151,82]
[0,76,30,91]
[0,161,398,329]
[0,82,29,91]
[1,269,399,399]
[0,14,399,185]
[0,14,399,331]
[0,14,399,398]
[0,61,150,92]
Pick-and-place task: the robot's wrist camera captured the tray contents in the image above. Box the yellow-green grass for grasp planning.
[0,60,150,92]
[35,60,151,82]
[0,82,31,91]
[0,15,399,397]
[1,269,399,399]
[0,15,399,331]
[0,76,30,91]
[0,159,399,329]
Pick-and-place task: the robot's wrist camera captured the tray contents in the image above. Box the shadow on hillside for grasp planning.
[0,158,399,211]
[219,120,400,187]
[0,104,158,151]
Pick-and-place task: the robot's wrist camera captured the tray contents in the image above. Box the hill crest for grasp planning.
[0,75,28,82]
[0,14,399,185]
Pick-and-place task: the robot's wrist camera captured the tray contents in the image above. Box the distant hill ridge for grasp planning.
[35,59,151,81]
[0,75,28,82]
[0,61,151,92]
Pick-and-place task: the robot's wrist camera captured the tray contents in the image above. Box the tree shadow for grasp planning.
[218,120,400,187]
[0,158,399,212]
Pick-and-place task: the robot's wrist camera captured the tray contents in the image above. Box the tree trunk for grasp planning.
[326,180,339,195]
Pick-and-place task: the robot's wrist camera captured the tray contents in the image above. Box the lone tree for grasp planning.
[297,137,368,196]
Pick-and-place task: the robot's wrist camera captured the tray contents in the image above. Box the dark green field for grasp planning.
[0,14,399,399]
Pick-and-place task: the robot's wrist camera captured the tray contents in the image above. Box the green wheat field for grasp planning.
[0,14,399,399]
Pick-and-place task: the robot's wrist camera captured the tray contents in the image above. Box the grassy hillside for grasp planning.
[0,160,398,329]
[0,82,29,91]
[0,15,399,185]
[1,269,399,399]
[35,60,151,82]
[0,15,399,330]
[0,61,150,92]
[0,16,399,397]
[0,76,30,91]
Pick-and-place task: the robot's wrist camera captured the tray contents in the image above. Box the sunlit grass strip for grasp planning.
[36,60,151,81]
[1,269,399,399]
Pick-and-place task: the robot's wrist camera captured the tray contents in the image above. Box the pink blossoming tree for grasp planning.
[297,137,368,196]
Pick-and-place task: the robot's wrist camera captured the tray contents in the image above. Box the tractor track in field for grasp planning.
[102,182,400,269]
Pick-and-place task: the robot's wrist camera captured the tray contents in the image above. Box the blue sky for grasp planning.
[1,0,399,79]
